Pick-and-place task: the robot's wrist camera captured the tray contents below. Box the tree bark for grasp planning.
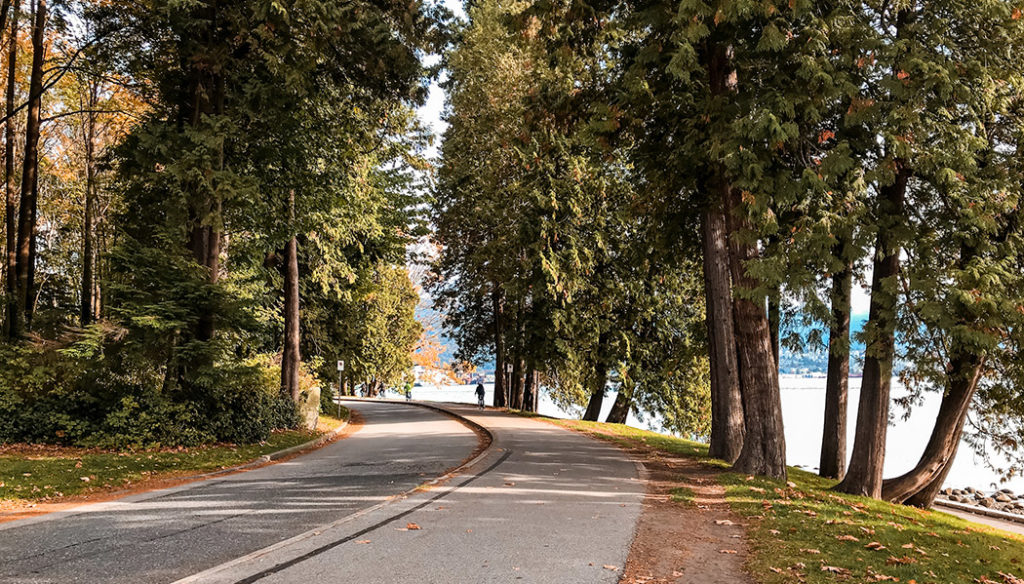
[820,245,853,480]
[605,390,631,424]
[3,0,19,337]
[702,204,745,462]
[11,0,45,338]
[582,363,607,421]
[836,167,908,498]
[510,353,524,410]
[492,286,507,408]
[903,439,960,509]
[880,353,980,505]
[80,85,97,326]
[708,31,785,477]
[724,185,787,480]
[523,361,536,412]
[280,192,301,401]
[768,290,780,372]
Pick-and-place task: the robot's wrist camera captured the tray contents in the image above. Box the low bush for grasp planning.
[0,340,299,448]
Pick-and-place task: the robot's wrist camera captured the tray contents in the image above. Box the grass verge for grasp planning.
[556,418,1024,584]
[1,407,349,504]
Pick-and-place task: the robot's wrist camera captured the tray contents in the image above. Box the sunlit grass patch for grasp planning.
[555,419,1024,583]
[1,407,348,504]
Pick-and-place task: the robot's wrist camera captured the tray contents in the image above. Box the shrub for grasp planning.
[0,339,300,448]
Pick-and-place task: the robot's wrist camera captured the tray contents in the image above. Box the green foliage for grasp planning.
[433,0,711,432]
[0,427,323,502]
[0,340,298,448]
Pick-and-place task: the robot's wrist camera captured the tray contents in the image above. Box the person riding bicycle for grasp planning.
[475,383,486,410]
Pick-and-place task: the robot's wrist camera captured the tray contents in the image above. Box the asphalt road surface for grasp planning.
[0,401,645,584]
[0,401,478,584]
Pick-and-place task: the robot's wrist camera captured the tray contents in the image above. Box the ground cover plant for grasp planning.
[555,419,1024,584]
[0,410,348,505]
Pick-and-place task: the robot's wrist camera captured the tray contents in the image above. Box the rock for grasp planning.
[1000,488,1014,495]
[980,497,996,508]
[296,385,321,430]
[949,496,962,503]
[996,494,1013,503]
[966,486,977,494]
[941,488,954,496]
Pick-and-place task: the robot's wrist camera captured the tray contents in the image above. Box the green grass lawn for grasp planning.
[557,419,1024,584]
[1,409,348,504]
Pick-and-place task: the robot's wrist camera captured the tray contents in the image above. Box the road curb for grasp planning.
[153,416,351,484]
[173,400,499,584]
[0,417,350,532]
[340,397,495,459]
[934,499,1024,526]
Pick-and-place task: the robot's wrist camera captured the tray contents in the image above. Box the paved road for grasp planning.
[0,402,645,584]
[181,403,645,584]
[0,402,479,584]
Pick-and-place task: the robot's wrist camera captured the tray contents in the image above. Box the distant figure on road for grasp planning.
[404,381,413,401]
[475,383,485,410]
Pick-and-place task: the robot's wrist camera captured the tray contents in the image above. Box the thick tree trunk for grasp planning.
[881,351,982,505]
[724,184,787,480]
[11,0,45,338]
[492,287,507,408]
[702,204,744,463]
[80,91,97,326]
[820,248,853,480]
[281,192,300,401]
[836,168,908,498]
[582,363,607,421]
[605,390,631,424]
[523,361,536,412]
[705,30,785,476]
[510,354,524,410]
[904,439,960,509]
[3,0,19,337]
[768,290,780,371]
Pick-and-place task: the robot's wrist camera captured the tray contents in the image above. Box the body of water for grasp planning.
[400,378,1022,494]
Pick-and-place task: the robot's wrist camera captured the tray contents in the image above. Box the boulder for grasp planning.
[980,497,996,508]
[966,486,977,494]
[296,385,322,431]
[996,493,1013,503]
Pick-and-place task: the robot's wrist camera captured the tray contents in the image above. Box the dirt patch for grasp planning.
[548,422,753,584]
[619,449,753,584]
[0,411,364,524]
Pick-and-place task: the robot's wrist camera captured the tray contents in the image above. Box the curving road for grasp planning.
[0,401,645,584]
[0,402,478,584]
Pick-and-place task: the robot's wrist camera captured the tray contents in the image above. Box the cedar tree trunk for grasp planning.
[605,390,631,424]
[702,204,745,463]
[492,287,507,408]
[281,193,300,401]
[3,0,19,337]
[820,248,853,480]
[724,185,787,480]
[836,167,908,498]
[11,0,45,337]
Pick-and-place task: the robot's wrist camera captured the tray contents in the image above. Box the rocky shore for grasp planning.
[938,487,1024,516]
